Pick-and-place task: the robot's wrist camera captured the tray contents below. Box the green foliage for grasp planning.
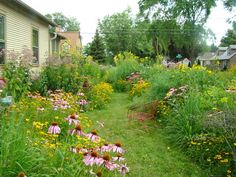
[86,29,106,63]
[141,64,236,176]
[2,49,32,101]
[31,64,81,95]
[220,21,236,46]
[87,82,113,109]
[138,0,216,58]
[106,52,142,91]
[45,12,80,32]
[98,9,134,58]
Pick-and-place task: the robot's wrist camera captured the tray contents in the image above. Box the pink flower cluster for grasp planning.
[164,85,188,100]
[79,99,88,106]
[64,113,80,125]
[48,122,61,134]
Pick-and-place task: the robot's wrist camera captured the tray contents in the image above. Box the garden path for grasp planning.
[85,93,206,177]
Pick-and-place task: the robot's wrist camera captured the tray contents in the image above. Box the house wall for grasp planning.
[0,2,49,66]
[229,55,236,67]
[59,32,82,52]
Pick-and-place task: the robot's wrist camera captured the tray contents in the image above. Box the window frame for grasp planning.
[0,14,5,65]
[32,27,39,64]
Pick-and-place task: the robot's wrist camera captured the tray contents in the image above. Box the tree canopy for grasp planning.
[45,12,80,32]
[98,9,134,58]
[220,21,236,46]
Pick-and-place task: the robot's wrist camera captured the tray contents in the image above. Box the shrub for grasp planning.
[129,80,150,99]
[31,64,81,95]
[2,48,32,101]
[88,82,113,109]
[106,52,143,91]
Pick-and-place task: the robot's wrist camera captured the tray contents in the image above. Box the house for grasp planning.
[219,45,236,69]
[0,0,64,67]
[58,31,82,54]
[198,45,236,69]
[197,52,218,67]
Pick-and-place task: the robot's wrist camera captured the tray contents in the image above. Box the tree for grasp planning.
[98,9,134,58]
[86,29,106,63]
[45,12,80,31]
[138,0,217,59]
[220,22,236,46]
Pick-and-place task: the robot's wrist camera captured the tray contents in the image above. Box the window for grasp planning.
[0,15,5,64]
[32,29,39,64]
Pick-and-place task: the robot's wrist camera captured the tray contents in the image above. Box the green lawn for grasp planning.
[85,93,207,177]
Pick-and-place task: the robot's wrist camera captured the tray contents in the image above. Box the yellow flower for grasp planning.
[220,159,228,163]
[25,118,30,122]
[214,154,222,160]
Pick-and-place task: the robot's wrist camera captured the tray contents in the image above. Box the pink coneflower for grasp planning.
[118,164,129,174]
[79,99,88,105]
[86,130,100,142]
[100,143,111,152]
[112,154,125,162]
[64,113,80,125]
[83,151,102,166]
[111,142,124,154]
[97,154,118,171]
[89,170,102,177]
[77,92,84,96]
[68,124,85,136]
[18,172,27,177]
[48,122,61,134]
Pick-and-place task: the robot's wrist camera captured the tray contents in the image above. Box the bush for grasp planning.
[106,52,143,91]
[2,49,32,101]
[31,64,81,95]
[87,82,113,109]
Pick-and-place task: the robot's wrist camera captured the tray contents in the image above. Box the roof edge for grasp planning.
[11,0,57,26]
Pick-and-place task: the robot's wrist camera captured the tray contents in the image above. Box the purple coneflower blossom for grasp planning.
[104,161,119,171]
[79,99,88,105]
[48,122,61,134]
[83,151,102,166]
[68,124,85,136]
[100,143,111,152]
[111,142,124,154]
[89,170,102,177]
[118,164,129,174]
[86,130,100,142]
[18,172,27,177]
[64,113,80,125]
[112,154,125,162]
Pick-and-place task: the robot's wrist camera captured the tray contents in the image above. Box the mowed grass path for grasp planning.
[85,93,206,177]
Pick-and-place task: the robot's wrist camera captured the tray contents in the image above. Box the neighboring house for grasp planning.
[197,52,218,67]
[49,32,66,56]
[0,0,63,67]
[58,31,82,53]
[219,45,236,69]
[198,45,236,69]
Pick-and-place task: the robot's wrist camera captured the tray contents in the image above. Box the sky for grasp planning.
[21,0,233,46]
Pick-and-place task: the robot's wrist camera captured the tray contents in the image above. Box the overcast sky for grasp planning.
[21,0,233,46]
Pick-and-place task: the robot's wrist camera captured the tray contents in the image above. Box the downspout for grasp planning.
[49,32,57,55]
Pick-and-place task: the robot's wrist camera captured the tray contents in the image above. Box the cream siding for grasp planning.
[0,2,49,66]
